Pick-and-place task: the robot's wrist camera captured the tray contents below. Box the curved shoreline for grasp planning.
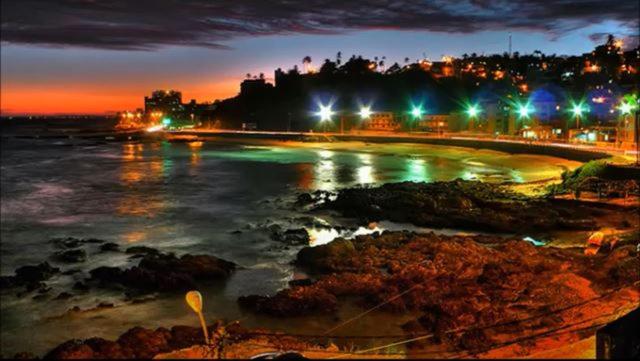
[170,130,612,162]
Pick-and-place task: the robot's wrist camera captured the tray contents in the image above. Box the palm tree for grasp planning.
[302,56,312,72]
[259,72,264,79]
[336,51,342,65]
[246,73,251,79]
[404,57,410,64]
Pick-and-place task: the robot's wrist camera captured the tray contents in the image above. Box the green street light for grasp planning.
[411,106,424,119]
[571,103,587,117]
[569,101,588,130]
[619,102,634,115]
[466,104,480,118]
[517,103,533,119]
[162,117,172,126]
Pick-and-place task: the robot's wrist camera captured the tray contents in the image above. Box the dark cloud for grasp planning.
[1,0,638,50]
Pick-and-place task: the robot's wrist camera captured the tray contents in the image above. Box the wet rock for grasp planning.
[322,180,612,234]
[270,228,310,245]
[44,339,96,359]
[295,193,313,205]
[50,237,83,249]
[13,352,37,359]
[15,262,60,283]
[296,238,356,272]
[50,237,105,249]
[55,292,73,300]
[238,286,338,316]
[240,231,639,351]
[90,252,236,293]
[54,249,87,263]
[61,269,81,276]
[1,262,60,290]
[99,242,120,252]
[125,246,160,256]
[117,327,172,358]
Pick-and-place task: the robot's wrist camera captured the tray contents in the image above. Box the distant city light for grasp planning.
[146,125,164,132]
[466,104,480,117]
[359,106,372,119]
[411,106,424,118]
[162,117,172,126]
[517,103,533,118]
[317,104,334,122]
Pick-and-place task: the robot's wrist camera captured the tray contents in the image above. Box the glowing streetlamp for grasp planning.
[466,104,480,118]
[619,101,634,115]
[570,102,588,129]
[517,103,533,119]
[465,104,480,131]
[359,106,372,119]
[411,106,424,119]
[162,117,172,127]
[316,103,334,133]
[317,104,334,122]
[408,105,424,133]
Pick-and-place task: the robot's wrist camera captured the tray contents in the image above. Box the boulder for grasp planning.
[54,249,87,263]
[296,239,356,272]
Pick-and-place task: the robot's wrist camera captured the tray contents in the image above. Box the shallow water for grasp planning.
[0,138,580,356]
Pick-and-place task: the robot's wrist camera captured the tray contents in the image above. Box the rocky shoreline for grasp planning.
[299,180,636,235]
[4,178,639,358]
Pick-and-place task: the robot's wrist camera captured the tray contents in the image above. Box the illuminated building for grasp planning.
[144,90,184,116]
[361,112,399,131]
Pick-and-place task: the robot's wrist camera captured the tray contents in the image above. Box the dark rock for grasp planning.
[125,246,160,255]
[13,352,37,359]
[50,237,83,249]
[295,193,313,205]
[61,269,81,276]
[3,262,60,290]
[288,278,314,287]
[72,281,90,292]
[117,327,172,358]
[90,252,236,293]
[322,180,619,234]
[44,339,95,359]
[99,242,120,252]
[15,262,60,284]
[54,249,87,263]
[296,239,357,273]
[96,302,114,309]
[55,292,73,300]
[238,287,338,316]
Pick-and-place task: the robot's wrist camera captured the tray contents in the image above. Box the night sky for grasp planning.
[1,0,638,115]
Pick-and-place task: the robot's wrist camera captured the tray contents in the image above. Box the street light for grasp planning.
[466,104,480,132]
[409,105,424,133]
[317,104,334,122]
[466,104,480,118]
[619,101,634,115]
[411,106,424,119]
[316,103,334,133]
[570,102,588,130]
[359,106,372,119]
[517,103,533,119]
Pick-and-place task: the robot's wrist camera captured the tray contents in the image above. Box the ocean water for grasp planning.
[0,137,581,356]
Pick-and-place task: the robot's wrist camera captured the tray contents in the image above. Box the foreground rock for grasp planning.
[317,180,631,234]
[239,231,639,351]
[0,262,60,290]
[89,251,236,293]
[43,322,326,359]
